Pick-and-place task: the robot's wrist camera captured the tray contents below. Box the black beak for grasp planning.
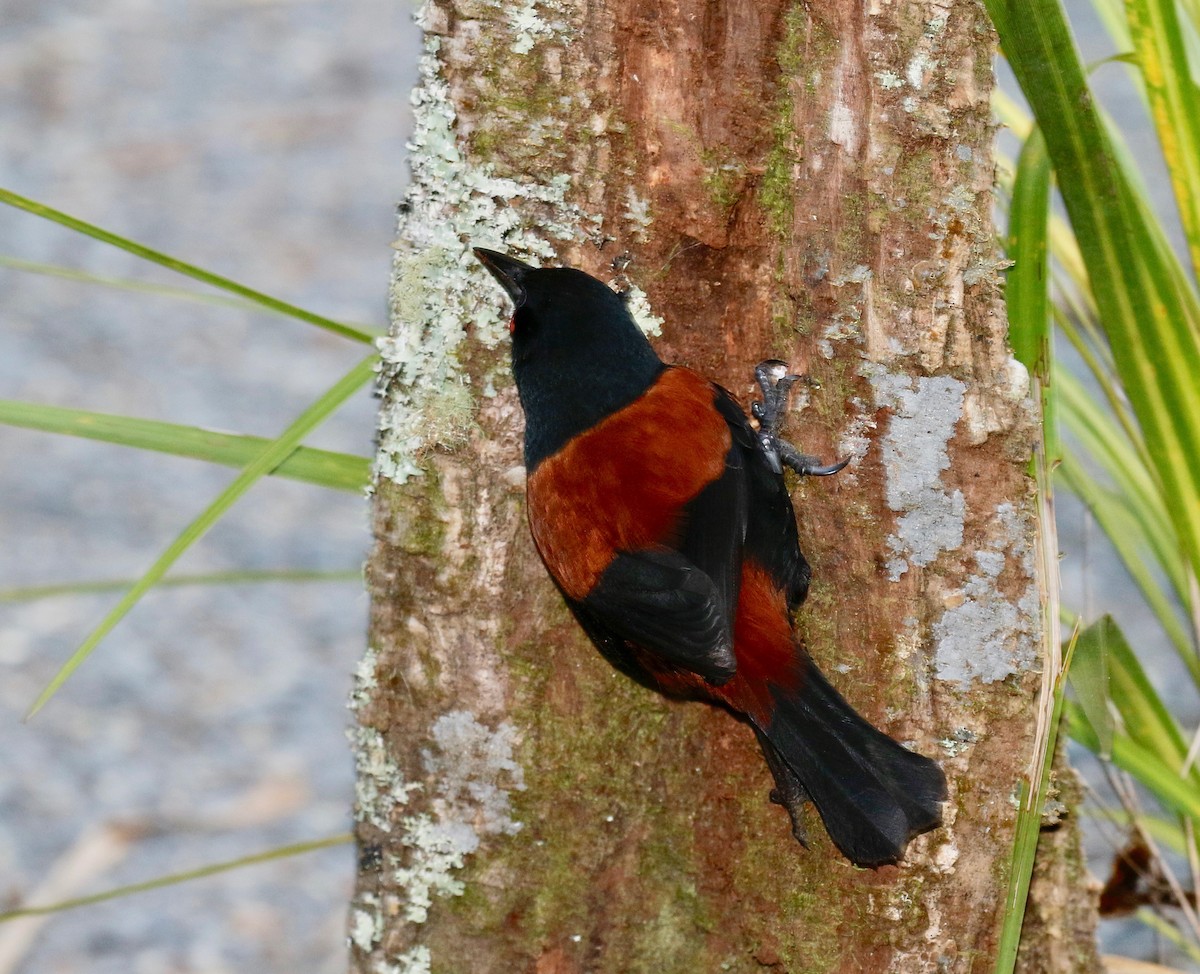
[473,247,532,307]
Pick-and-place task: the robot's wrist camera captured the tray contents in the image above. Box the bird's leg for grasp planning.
[751,359,849,477]
[753,727,811,848]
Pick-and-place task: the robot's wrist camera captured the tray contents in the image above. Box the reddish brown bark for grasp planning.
[352,0,1100,970]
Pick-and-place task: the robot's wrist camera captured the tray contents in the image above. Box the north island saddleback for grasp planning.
[474,247,946,867]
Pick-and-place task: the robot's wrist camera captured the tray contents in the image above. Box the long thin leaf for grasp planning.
[26,353,379,718]
[1,569,362,604]
[987,0,1200,588]
[1070,703,1200,819]
[0,255,381,335]
[0,188,380,344]
[1059,464,1198,667]
[0,399,370,493]
[0,833,352,922]
[994,449,1071,974]
[1006,126,1053,373]
[1126,0,1200,280]
[1006,126,1058,460]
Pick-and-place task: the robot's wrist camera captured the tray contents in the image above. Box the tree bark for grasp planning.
[350,0,1100,971]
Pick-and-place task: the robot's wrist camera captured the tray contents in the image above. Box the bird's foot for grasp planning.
[751,360,849,478]
[769,787,811,848]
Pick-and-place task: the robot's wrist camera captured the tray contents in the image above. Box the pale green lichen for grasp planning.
[622,283,664,337]
[376,16,598,485]
[351,725,423,832]
[395,946,432,974]
[349,645,380,711]
[507,0,565,54]
[350,903,381,953]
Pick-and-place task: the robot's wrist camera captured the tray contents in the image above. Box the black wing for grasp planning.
[580,547,736,684]
[712,386,810,612]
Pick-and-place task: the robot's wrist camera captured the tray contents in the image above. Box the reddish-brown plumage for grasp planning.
[526,367,729,600]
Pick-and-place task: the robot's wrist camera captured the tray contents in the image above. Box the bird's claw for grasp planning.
[752,359,848,478]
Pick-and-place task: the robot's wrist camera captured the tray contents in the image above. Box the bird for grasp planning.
[473,247,947,867]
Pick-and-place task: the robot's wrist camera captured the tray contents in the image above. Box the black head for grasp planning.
[474,248,663,469]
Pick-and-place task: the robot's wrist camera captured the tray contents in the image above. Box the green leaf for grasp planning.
[1105,616,1192,766]
[1070,702,1200,819]
[1005,126,1058,461]
[987,0,1200,593]
[0,400,370,493]
[1069,617,1114,757]
[994,618,1078,974]
[1126,0,1200,281]
[26,353,379,718]
[0,187,381,344]
[1006,126,1052,375]
[0,833,352,922]
[1067,618,1200,819]
[0,569,362,604]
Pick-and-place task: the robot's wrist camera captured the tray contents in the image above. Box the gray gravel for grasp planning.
[1,3,418,971]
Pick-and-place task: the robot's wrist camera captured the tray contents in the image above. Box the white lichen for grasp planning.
[905,51,937,90]
[352,726,423,832]
[868,369,966,578]
[395,946,433,974]
[377,22,596,484]
[932,503,1039,685]
[621,283,664,337]
[623,188,653,239]
[349,644,380,712]
[507,0,565,54]
[392,712,525,923]
[350,904,381,953]
[393,814,475,922]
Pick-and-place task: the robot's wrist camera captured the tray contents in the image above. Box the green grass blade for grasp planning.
[1070,701,1200,818]
[1069,614,1115,757]
[1005,126,1059,460]
[0,833,352,922]
[1126,0,1200,280]
[994,614,1076,973]
[1057,366,1197,669]
[0,399,370,493]
[994,407,1069,973]
[25,353,379,719]
[1059,465,1198,667]
[1067,616,1200,817]
[1105,617,1192,763]
[0,569,362,604]
[987,0,1200,585]
[0,256,379,333]
[1137,907,1200,963]
[0,187,380,345]
[1006,126,1052,373]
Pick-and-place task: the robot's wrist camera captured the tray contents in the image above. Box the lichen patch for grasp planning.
[869,369,967,578]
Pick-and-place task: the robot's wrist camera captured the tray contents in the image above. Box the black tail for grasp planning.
[753,664,947,868]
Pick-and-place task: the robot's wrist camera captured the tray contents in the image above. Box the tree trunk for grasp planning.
[350,0,1100,971]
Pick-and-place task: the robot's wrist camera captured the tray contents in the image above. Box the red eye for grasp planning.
[508,316,516,334]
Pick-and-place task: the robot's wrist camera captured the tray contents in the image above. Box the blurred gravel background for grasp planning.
[0,2,419,971]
